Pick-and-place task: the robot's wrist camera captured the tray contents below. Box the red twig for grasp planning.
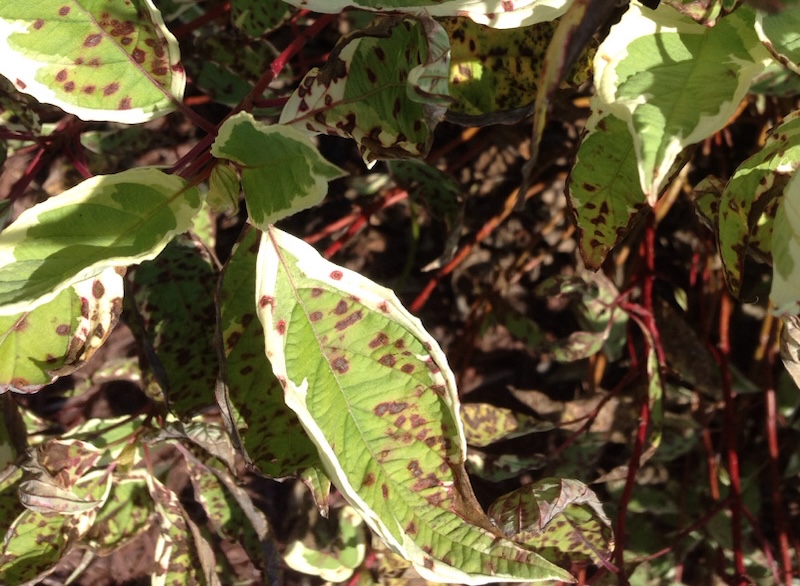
[171,1,231,40]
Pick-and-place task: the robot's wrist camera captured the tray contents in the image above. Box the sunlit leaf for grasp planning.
[461,403,554,447]
[0,0,185,123]
[0,168,203,316]
[756,5,800,75]
[212,112,344,228]
[130,235,218,418]
[85,475,153,555]
[662,0,740,25]
[280,14,450,163]
[771,170,800,314]
[256,227,573,584]
[281,0,574,28]
[593,1,769,203]
[488,478,613,568]
[718,109,800,295]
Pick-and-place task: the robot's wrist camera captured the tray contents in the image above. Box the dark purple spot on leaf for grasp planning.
[91,280,104,299]
[119,97,132,109]
[259,295,273,308]
[132,48,145,64]
[425,358,440,373]
[311,288,323,297]
[395,415,407,427]
[82,85,96,94]
[88,57,101,67]
[331,356,349,374]
[84,33,102,47]
[56,70,67,82]
[276,320,286,335]
[374,401,407,416]
[410,414,427,428]
[401,364,415,374]
[309,311,323,322]
[379,354,396,367]
[335,310,363,330]
[378,301,389,313]
[369,333,389,348]
[152,66,168,76]
[56,324,70,336]
[63,81,75,92]
[33,19,44,29]
[406,521,417,534]
[332,300,348,315]
[381,484,389,499]
[121,37,132,45]
[58,6,70,15]
[103,82,119,96]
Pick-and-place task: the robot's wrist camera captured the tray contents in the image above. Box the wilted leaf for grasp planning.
[593,2,769,202]
[219,228,324,479]
[280,14,450,163]
[0,0,185,123]
[212,112,345,228]
[718,109,800,295]
[0,168,203,316]
[488,478,613,568]
[256,227,573,584]
[281,0,573,28]
[567,112,648,269]
[461,403,554,447]
[130,235,218,418]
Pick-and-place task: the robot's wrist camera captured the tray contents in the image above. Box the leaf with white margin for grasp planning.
[256,226,574,584]
[212,112,344,229]
[279,14,450,164]
[0,0,185,123]
[281,0,573,29]
[771,170,800,315]
[0,266,124,394]
[593,1,770,204]
[0,167,203,316]
[718,109,800,295]
[756,6,800,76]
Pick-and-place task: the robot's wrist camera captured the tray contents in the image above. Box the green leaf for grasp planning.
[212,112,344,229]
[593,2,769,203]
[219,228,324,478]
[568,112,647,269]
[280,0,573,28]
[130,235,218,418]
[756,6,800,76]
[230,0,290,37]
[771,170,800,314]
[279,14,450,163]
[661,0,740,26]
[0,267,123,394]
[488,478,613,568]
[85,475,153,555]
[207,163,240,215]
[466,452,547,482]
[256,227,573,584]
[461,403,554,447]
[0,167,203,316]
[718,109,800,295]
[0,0,185,123]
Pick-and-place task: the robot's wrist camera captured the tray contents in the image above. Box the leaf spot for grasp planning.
[103,82,119,96]
[330,270,343,280]
[119,97,132,110]
[374,401,407,416]
[330,356,349,374]
[332,300,348,315]
[335,310,363,330]
[369,332,389,348]
[132,48,146,64]
[82,85,96,94]
[33,19,44,29]
[56,69,67,82]
[55,324,70,336]
[84,33,103,47]
[309,310,323,322]
[276,320,286,335]
[401,364,415,374]
[259,295,274,308]
[362,473,375,486]
[410,414,427,428]
[381,483,389,499]
[378,354,396,367]
[58,6,70,16]
[378,301,389,313]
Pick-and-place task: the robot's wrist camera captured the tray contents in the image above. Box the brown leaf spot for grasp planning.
[394,415,407,427]
[335,310,363,330]
[423,557,435,570]
[33,19,45,29]
[381,483,389,499]
[82,85,96,94]
[276,320,286,335]
[400,364,415,374]
[309,310,323,322]
[119,97,132,110]
[92,280,105,299]
[330,270,343,280]
[425,358,440,374]
[63,81,75,92]
[121,37,132,45]
[330,356,349,374]
[311,288,323,297]
[132,48,146,64]
[405,521,418,535]
[374,401,408,416]
[378,301,390,313]
[103,82,119,96]
[56,69,68,82]
[84,33,102,47]
[259,295,274,308]
[426,492,444,506]
[55,324,71,336]
[378,354,396,367]
[88,57,101,67]
[410,414,427,428]
[369,332,389,348]
[332,300,348,315]
[152,66,168,76]
[407,460,422,477]
[15,79,26,89]
[413,475,438,491]
[362,473,375,487]
[58,6,70,15]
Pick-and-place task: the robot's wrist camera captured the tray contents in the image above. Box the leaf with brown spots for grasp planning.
[256,226,574,584]
[0,0,185,123]
[280,14,450,164]
[0,267,123,394]
[488,478,614,569]
[461,403,554,447]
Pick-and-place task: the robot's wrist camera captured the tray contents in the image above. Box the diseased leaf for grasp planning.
[85,475,153,555]
[718,109,800,295]
[488,478,613,568]
[0,0,185,123]
[130,235,218,418]
[280,14,450,163]
[231,0,290,37]
[281,0,573,28]
[256,227,573,584]
[212,113,344,228]
[461,403,554,447]
[756,6,800,75]
[593,2,769,203]
[567,112,648,269]
[0,267,124,394]
[662,0,741,25]
[771,170,800,314]
[219,228,324,479]
[0,168,204,316]
[466,452,548,482]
